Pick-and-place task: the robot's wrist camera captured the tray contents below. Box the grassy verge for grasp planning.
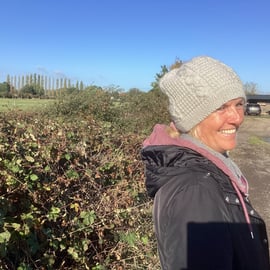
[0,98,55,112]
[248,135,265,145]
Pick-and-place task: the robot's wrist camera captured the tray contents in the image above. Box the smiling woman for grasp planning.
[191,98,245,153]
[141,56,270,270]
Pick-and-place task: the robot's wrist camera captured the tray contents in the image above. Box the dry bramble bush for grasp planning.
[0,110,161,270]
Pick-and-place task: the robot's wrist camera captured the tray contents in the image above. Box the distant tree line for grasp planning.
[0,73,85,98]
[0,60,259,99]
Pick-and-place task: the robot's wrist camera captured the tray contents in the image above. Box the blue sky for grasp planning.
[1,0,270,92]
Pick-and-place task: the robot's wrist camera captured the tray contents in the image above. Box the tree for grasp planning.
[56,78,59,90]
[48,77,52,91]
[150,58,183,91]
[30,74,33,85]
[21,84,45,98]
[37,74,41,88]
[18,76,21,90]
[22,75,25,88]
[244,82,258,95]
[60,78,63,89]
[150,65,169,91]
[79,81,84,90]
[33,73,37,86]
[64,78,67,89]
[6,74,10,85]
[14,75,17,90]
[44,76,47,91]
[169,58,183,70]
[26,75,30,85]
[0,82,11,97]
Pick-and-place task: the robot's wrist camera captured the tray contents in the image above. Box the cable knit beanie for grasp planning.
[159,56,246,132]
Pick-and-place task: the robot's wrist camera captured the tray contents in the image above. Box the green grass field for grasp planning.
[0,98,55,112]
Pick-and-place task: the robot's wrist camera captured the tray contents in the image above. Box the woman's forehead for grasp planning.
[223,97,245,105]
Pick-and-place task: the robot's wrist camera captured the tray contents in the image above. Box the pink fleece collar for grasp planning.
[143,123,248,195]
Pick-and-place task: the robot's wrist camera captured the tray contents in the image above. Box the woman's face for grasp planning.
[194,98,245,153]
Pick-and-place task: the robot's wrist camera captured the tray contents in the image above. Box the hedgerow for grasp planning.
[46,86,170,134]
[0,110,161,269]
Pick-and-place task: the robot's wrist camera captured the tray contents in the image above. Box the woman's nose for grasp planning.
[227,106,244,123]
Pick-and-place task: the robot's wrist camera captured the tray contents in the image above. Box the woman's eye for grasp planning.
[216,100,245,112]
[237,102,245,107]
[217,105,226,111]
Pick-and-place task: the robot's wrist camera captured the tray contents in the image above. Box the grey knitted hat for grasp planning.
[159,56,246,132]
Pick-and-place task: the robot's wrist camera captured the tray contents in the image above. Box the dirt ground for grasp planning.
[230,116,270,238]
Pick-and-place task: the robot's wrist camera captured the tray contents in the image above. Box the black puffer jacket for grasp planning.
[141,143,270,270]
